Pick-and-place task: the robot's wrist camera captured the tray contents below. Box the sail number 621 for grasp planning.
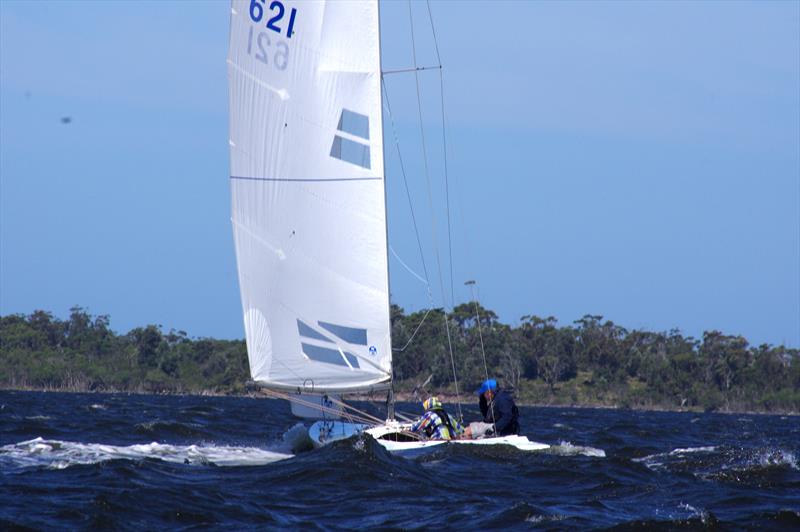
[250,0,297,39]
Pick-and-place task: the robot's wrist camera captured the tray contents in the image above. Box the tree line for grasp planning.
[0,308,249,394]
[1,305,798,413]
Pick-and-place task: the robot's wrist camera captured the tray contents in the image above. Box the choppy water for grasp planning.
[1,391,798,529]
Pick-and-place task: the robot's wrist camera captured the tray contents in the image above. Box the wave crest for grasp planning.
[633,445,798,486]
[549,441,606,457]
[0,437,292,470]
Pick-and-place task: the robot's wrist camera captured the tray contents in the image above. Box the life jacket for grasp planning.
[423,408,457,439]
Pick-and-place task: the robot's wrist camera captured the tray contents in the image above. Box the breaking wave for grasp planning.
[2,392,798,529]
[0,437,292,470]
[134,420,208,438]
[548,441,606,457]
[633,444,797,487]
[669,445,717,455]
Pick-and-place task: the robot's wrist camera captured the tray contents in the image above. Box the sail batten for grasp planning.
[228,0,390,393]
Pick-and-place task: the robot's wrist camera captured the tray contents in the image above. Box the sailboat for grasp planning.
[227,0,547,453]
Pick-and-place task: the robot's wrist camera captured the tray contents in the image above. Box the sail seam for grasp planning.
[231,218,389,298]
[230,175,382,182]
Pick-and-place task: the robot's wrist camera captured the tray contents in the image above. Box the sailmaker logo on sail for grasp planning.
[297,319,376,369]
[329,109,371,169]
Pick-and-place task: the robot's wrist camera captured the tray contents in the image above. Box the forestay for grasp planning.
[228,0,391,393]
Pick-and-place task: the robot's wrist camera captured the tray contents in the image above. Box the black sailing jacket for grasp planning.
[479,389,520,436]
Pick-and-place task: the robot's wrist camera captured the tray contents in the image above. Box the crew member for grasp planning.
[410,396,464,440]
[476,378,520,436]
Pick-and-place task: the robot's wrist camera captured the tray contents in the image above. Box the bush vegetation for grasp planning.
[1,305,797,413]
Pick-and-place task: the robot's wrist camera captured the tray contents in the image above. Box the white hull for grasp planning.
[365,421,549,453]
[308,420,369,448]
[308,420,549,453]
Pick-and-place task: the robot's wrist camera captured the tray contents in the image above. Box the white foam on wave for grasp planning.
[551,440,606,457]
[634,446,798,476]
[678,502,712,524]
[755,449,797,470]
[0,437,292,470]
[669,446,717,455]
[525,513,566,524]
[632,453,667,470]
[634,446,717,468]
[280,422,314,454]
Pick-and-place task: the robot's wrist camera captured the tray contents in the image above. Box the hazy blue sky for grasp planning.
[1,1,798,347]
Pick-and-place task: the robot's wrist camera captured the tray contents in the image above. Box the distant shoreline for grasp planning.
[2,386,796,417]
[383,391,799,417]
[4,309,797,418]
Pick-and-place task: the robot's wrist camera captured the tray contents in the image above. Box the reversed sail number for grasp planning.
[247,26,289,71]
[250,0,297,39]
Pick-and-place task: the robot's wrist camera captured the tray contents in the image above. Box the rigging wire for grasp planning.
[390,245,429,286]
[259,388,372,425]
[382,76,439,361]
[425,0,463,419]
[425,0,456,312]
[325,395,391,425]
[381,78,433,304]
[383,65,441,75]
[258,388,422,439]
[466,280,491,383]
[392,307,434,352]
[407,0,462,421]
[426,2,492,389]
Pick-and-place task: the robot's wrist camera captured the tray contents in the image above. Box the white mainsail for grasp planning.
[227,0,391,393]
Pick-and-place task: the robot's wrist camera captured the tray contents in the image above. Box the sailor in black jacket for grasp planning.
[477,379,520,436]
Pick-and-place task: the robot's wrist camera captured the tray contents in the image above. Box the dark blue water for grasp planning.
[1,391,798,529]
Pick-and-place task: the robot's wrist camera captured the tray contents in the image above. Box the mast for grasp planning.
[377,0,395,421]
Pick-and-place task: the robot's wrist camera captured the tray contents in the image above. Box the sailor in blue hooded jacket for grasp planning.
[477,379,520,436]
